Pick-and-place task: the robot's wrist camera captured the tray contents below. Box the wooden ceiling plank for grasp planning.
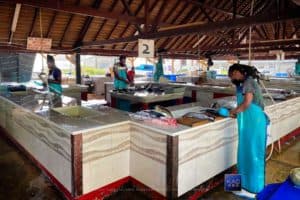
[29,8,38,37]
[150,0,168,32]
[253,26,266,40]
[93,0,118,41]
[158,2,190,50]
[106,0,134,41]
[121,0,143,34]
[73,0,102,47]
[132,1,176,50]
[183,0,244,18]
[2,0,144,24]
[120,0,145,50]
[46,11,58,38]
[9,3,22,43]
[163,6,201,50]
[59,0,80,47]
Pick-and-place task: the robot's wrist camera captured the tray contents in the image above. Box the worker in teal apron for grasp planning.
[47,55,62,106]
[113,55,130,90]
[228,64,269,199]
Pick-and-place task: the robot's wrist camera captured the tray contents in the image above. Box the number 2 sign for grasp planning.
[138,39,154,58]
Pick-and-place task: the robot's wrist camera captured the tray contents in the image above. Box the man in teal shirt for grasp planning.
[113,55,130,91]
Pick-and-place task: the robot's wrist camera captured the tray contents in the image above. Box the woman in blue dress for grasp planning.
[228,64,269,199]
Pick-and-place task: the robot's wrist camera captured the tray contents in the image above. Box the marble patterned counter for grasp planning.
[0,91,299,199]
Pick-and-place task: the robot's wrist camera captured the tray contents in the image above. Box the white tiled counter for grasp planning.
[0,93,299,200]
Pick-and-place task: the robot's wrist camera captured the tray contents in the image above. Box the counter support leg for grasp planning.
[166,135,178,199]
[176,98,183,105]
[142,103,149,110]
[192,90,197,102]
[111,97,116,108]
[71,134,83,197]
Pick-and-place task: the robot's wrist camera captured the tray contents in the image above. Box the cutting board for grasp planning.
[177,116,224,127]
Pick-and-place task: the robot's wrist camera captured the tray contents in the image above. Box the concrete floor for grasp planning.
[0,133,298,200]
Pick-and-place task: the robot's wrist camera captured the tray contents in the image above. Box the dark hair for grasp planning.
[228,63,261,83]
[47,55,55,63]
[119,55,126,60]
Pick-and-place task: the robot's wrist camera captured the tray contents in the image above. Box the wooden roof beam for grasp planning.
[83,8,300,47]
[29,8,38,37]
[93,0,118,41]
[158,2,190,50]
[150,0,167,32]
[119,0,145,50]
[183,0,244,18]
[73,0,102,47]
[106,0,134,41]
[1,0,144,24]
[46,11,57,38]
[121,0,143,34]
[9,3,22,43]
[59,0,80,47]
[194,39,300,52]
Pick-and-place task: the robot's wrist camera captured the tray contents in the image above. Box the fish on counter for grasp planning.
[182,112,215,122]
[128,109,177,127]
[154,105,173,118]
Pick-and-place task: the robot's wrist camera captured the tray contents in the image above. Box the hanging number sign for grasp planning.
[138,39,154,58]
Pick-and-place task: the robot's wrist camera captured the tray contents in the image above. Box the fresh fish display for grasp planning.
[128,110,177,127]
[155,105,173,118]
[183,112,215,121]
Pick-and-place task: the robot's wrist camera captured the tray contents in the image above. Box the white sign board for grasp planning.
[138,39,154,58]
[27,37,52,51]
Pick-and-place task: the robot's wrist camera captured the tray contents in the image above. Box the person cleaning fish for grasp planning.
[220,63,270,199]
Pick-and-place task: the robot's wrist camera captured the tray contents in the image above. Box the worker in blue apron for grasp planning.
[228,64,269,199]
[47,55,62,106]
[113,55,129,91]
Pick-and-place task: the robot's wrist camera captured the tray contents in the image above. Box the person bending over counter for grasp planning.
[47,55,62,95]
[228,63,269,199]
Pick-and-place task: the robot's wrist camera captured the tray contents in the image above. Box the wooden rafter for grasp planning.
[106,0,134,41]
[197,0,231,49]
[121,0,158,50]
[93,0,118,41]
[59,0,80,47]
[144,0,149,32]
[260,24,269,40]
[151,0,181,50]
[29,8,38,37]
[171,11,203,50]
[163,6,200,50]
[253,26,266,40]
[282,21,286,39]
[199,5,213,22]
[158,2,190,50]
[119,0,145,50]
[183,0,244,18]
[73,0,102,47]
[83,6,300,47]
[2,0,144,24]
[193,39,300,52]
[9,3,21,43]
[121,0,143,34]
[150,0,167,32]
[179,0,227,52]
[289,24,300,38]
[59,15,74,47]
[46,11,57,38]
[131,0,164,50]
